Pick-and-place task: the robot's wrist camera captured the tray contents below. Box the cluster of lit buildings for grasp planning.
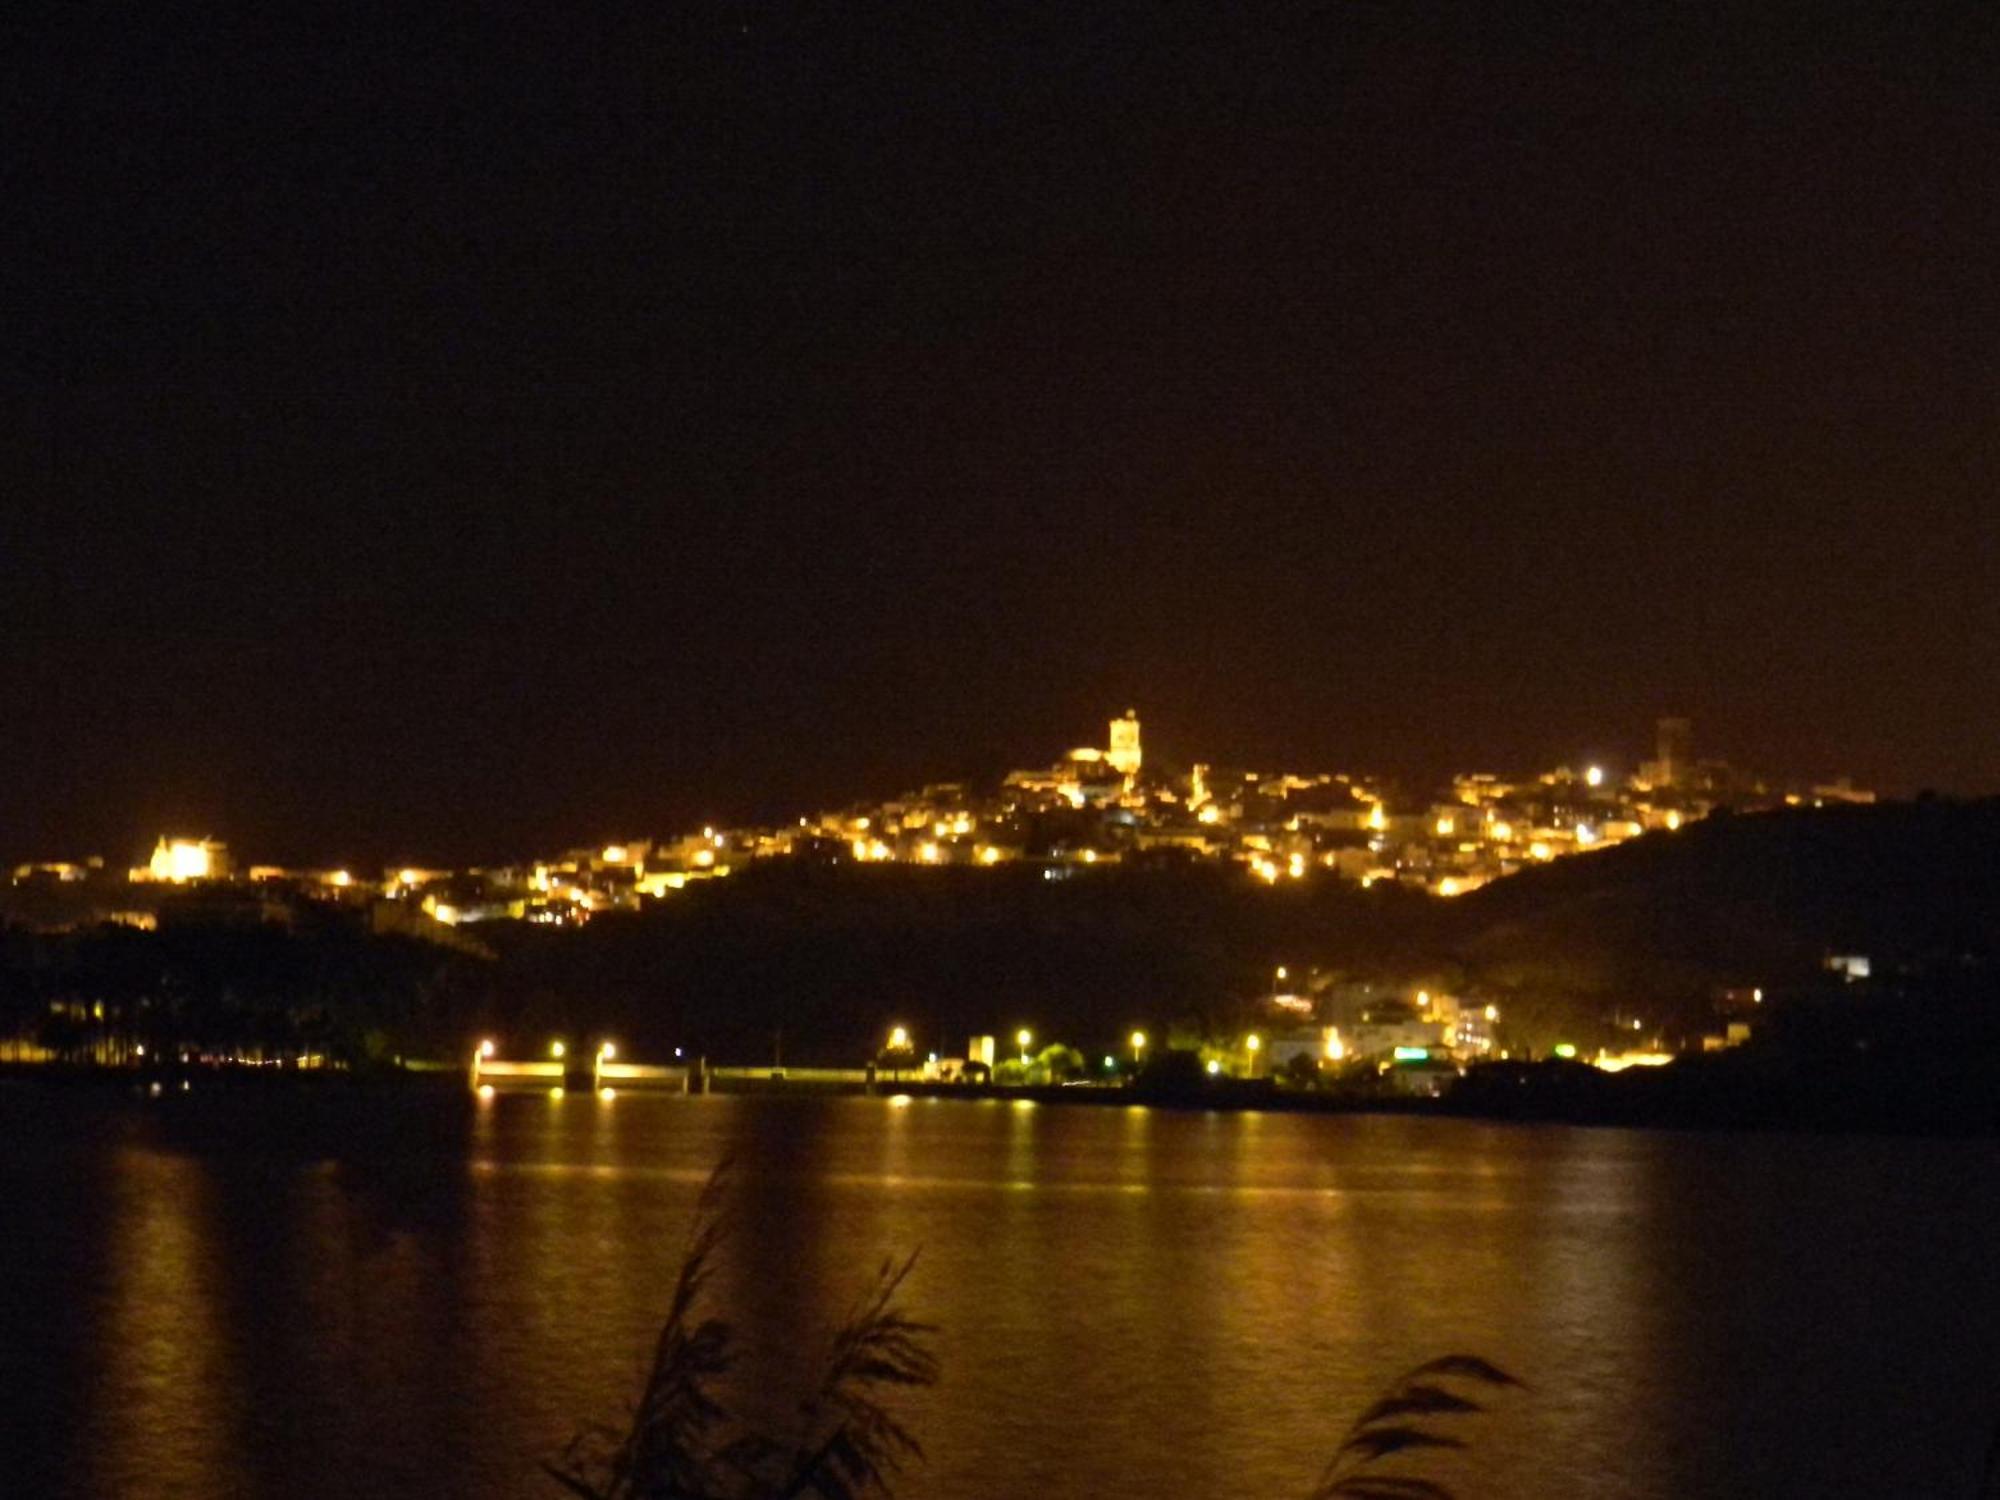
[6,712,1873,934]
[788,711,1871,900]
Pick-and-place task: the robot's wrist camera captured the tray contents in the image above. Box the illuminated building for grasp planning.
[1106,709,1142,778]
[138,836,231,884]
[1644,716,1692,789]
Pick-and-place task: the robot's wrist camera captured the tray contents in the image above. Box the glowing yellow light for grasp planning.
[851,838,871,861]
[149,837,218,883]
[603,845,627,864]
[1437,877,1461,897]
[1553,1043,1577,1059]
[1323,1027,1345,1061]
[1484,1004,1499,1022]
[1197,804,1222,825]
[549,1086,565,1099]
[889,1025,910,1050]
[1080,847,1098,864]
[1206,1059,1222,1076]
[477,1084,495,1100]
[1287,852,1305,878]
[1245,1033,1261,1052]
[1435,816,1456,837]
[330,869,352,888]
[979,845,1002,865]
[1585,765,1604,788]
[478,1038,496,1059]
[1366,804,1387,832]
[918,841,940,863]
[550,1041,566,1060]
[599,1087,617,1100]
[693,849,716,868]
[1575,824,1598,846]
[1417,991,1430,1008]
[599,1042,616,1061]
[399,868,422,888]
[1130,1030,1147,1051]
[1594,1052,1673,1073]
[1491,821,1514,841]
[1016,1029,1033,1051]
[1665,810,1683,831]
[1529,841,1553,861]
[952,815,972,835]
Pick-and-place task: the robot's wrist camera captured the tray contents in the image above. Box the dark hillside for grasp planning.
[1437,799,2000,1043]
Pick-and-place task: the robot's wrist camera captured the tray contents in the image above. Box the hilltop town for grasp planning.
[9,711,1875,939]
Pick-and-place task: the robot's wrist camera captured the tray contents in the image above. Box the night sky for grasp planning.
[7,4,1997,866]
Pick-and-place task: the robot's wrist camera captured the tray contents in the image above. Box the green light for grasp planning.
[1554,1043,1578,1059]
[1393,1046,1429,1061]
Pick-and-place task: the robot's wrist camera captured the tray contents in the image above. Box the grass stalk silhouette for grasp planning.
[1306,1354,1523,1500]
[544,1161,938,1500]
[549,1161,1538,1499]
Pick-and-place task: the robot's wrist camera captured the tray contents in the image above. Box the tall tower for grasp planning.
[1107,710,1142,778]
[1656,717,1692,788]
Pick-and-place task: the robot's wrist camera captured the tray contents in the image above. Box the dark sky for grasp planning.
[7,4,1997,865]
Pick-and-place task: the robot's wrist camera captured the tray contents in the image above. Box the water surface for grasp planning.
[3,1085,1995,1498]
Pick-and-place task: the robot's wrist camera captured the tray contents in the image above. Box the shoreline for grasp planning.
[6,1059,1995,1139]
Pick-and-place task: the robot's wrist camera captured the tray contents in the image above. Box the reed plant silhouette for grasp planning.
[544,1161,938,1500]
[1307,1354,1523,1500]
[551,1163,1538,1499]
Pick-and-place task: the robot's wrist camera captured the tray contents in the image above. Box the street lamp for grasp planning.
[889,1025,910,1051]
[1016,1028,1032,1060]
[478,1039,496,1059]
[1129,1029,1147,1062]
[599,1042,616,1061]
[550,1040,566,1060]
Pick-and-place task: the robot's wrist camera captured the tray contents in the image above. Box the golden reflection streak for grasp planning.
[98,1148,238,1493]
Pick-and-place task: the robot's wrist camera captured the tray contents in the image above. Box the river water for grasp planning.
[3,1084,1996,1499]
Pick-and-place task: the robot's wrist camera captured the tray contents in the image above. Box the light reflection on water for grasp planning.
[3,1088,1997,1499]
